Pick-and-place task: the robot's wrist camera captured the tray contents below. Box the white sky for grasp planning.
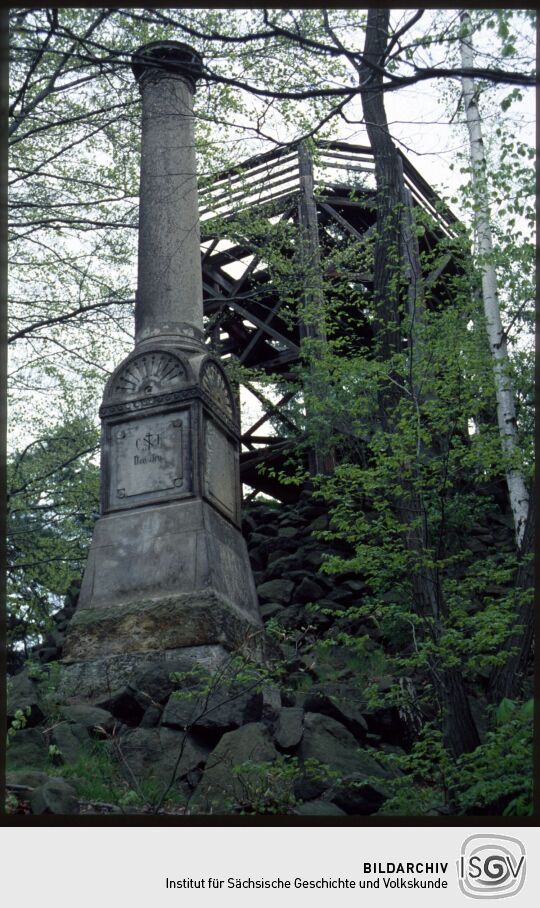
[9,8,535,465]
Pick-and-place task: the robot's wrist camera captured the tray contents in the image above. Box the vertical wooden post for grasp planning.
[297,142,335,476]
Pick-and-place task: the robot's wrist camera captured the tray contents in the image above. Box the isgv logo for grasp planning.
[458,835,526,899]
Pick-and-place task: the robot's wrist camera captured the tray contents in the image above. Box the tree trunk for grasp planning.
[359,9,480,756]
[442,668,481,756]
[460,11,529,547]
[488,484,534,703]
[360,9,404,366]
[297,141,336,476]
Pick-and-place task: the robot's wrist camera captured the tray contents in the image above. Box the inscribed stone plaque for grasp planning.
[204,416,237,521]
[109,410,190,508]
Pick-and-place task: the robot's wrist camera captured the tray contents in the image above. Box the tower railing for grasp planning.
[199,140,458,238]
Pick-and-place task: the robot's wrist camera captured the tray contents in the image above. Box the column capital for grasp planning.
[131,40,204,92]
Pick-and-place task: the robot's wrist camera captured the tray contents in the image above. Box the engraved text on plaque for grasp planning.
[109,411,190,509]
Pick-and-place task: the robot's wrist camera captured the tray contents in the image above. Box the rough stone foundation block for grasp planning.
[57,645,231,702]
[64,592,264,662]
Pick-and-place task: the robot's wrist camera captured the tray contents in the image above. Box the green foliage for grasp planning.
[225,756,343,815]
[55,740,132,805]
[455,699,533,815]
[373,699,533,816]
[6,707,31,743]
[54,740,186,810]
[7,417,99,658]
[228,757,300,814]
[7,8,534,817]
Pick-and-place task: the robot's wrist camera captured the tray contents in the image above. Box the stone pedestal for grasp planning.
[62,342,263,691]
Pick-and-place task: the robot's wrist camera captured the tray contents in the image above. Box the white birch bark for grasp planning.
[460,10,529,547]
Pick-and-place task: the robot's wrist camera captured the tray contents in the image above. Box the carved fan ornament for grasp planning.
[112,352,186,398]
[201,361,234,419]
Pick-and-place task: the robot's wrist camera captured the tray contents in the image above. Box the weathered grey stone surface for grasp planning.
[6,728,48,770]
[295,800,346,816]
[139,705,162,728]
[297,713,367,776]
[295,576,325,603]
[6,770,52,789]
[74,500,258,621]
[114,726,208,785]
[96,686,147,726]
[61,704,115,732]
[261,684,281,724]
[57,645,230,702]
[161,684,262,733]
[256,579,294,604]
[133,43,204,345]
[294,713,393,815]
[30,780,80,815]
[190,722,278,813]
[7,670,44,727]
[51,723,91,764]
[274,707,304,751]
[302,688,368,741]
[64,591,263,662]
[277,526,300,539]
[64,42,262,679]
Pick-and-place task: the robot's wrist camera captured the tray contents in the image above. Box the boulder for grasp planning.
[134,658,196,704]
[139,704,162,728]
[7,670,44,727]
[259,602,283,622]
[303,689,368,741]
[341,578,365,593]
[241,513,258,536]
[278,526,300,539]
[274,707,304,751]
[294,577,325,603]
[6,728,48,770]
[6,770,52,789]
[264,555,303,579]
[247,550,264,572]
[327,772,391,816]
[261,684,281,724]
[51,722,90,764]
[295,800,346,816]
[30,780,80,815]
[97,686,148,726]
[303,549,325,570]
[254,524,278,538]
[256,579,294,604]
[190,722,279,814]
[35,647,58,664]
[297,713,367,777]
[252,508,280,526]
[249,532,273,547]
[113,726,209,786]
[276,604,307,628]
[61,704,115,734]
[254,537,298,562]
[308,514,329,532]
[161,684,262,735]
[297,715,393,815]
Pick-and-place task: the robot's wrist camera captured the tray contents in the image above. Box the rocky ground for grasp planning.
[6,490,514,816]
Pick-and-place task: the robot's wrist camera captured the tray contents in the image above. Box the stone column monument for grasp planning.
[62,42,262,695]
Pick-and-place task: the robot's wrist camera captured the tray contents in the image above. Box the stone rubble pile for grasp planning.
[7,490,513,816]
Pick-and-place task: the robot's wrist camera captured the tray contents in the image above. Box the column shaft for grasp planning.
[136,75,203,343]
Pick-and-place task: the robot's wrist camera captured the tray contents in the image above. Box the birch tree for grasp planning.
[459,10,530,548]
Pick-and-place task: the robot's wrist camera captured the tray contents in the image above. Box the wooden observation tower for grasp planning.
[199,140,460,502]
